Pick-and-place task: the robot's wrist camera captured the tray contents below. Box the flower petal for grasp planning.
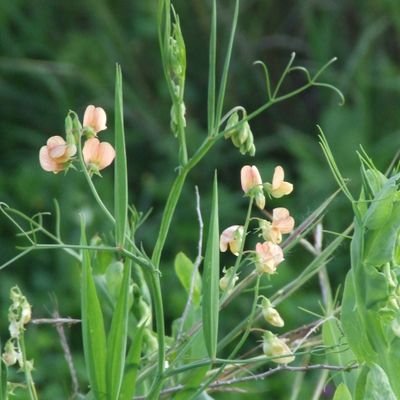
[96,142,115,170]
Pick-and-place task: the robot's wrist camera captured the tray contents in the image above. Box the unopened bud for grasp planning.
[260,297,284,327]
[219,267,239,292]
[262,331,295,364]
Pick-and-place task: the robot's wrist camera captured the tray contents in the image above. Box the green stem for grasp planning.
[144,270,166,400]
[19,334,38,400]
[77,134,115,225]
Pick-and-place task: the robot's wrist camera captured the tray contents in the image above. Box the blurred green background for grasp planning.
[1,0,400,398]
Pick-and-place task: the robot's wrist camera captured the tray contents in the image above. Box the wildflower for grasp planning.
[259,208,295,244]
[82,138,116,174]
[262,331,295,364]
[220,225,244,256]
[255,241,284,274]
[219,266,239,292]
[39,136,77,173]
[83,105,107,136]
[265,165,293,198]
[241,165,265,209]
[260,297,284,327]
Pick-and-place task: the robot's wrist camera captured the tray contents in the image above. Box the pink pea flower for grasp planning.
[82,138,115,173]
[260,208,295,244]
[241,165,262,193]
[241,165,265,209]
[220,225,244,256]
[255,241,284,274]
[39,135,77,173]
[270,166,293,198]
[83,105,107,135]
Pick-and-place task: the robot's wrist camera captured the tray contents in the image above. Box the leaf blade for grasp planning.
[114,64,128,248]
[80,218,107,399]
[202,172,220,359]
[106,260,132,400]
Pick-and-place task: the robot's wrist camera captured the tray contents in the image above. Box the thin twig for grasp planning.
[177,186,204,339]
[30,317,81,325]
[133,362,358,399]
[52,311,80,397]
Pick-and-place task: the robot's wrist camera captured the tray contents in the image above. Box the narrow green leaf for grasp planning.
[114,64,128,248]
[214,0,239,129]
[80,218,107,399]
[202,171,220,359]
[333,383,353,400]
[119,321,146,400]
[106,259,132,400]
[174,252,202,307]
[207,0,216,135]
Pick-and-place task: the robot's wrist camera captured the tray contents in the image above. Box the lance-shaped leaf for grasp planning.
[114,64,128,248]
[106,259,132,400]
[119,320,146,400]
[202,172,220,359]
[80,218,107,399]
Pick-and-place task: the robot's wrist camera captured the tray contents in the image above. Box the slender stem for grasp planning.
[145,270,166,400]
[19,334,38,400]
[77,134,115,225]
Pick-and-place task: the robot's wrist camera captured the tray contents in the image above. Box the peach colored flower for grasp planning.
[255,241,284,274]
[260,208,295,244]
[270,166,293,198]
[241,165,265,209]
[83,105,107,135]
[39,136,77,173]
[82,138,115,172]
[241,165,262,193]
[220,225,244,256]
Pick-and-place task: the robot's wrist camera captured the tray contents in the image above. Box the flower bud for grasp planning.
[224,112,239,139]
[260,297,284,327]
[262,331,295,364]
[219,267,239,292]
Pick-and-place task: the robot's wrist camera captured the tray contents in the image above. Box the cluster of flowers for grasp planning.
[39,105,115,175]
[219,164,295,364]
[2,286,32,367]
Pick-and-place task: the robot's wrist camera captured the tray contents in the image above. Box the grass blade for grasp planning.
[202,171,220,359]
[114,64,128,248]
[207,0,217,135]
[214,0,239,130]
[106,259,132,400]
[80,217,107,399]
